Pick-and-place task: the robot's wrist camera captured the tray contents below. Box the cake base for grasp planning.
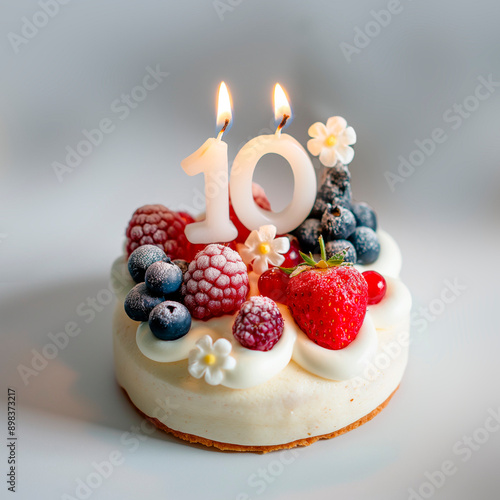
[114,302,409,449]
[122,384,400,453]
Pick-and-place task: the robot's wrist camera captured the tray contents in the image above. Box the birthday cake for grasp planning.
[111,100,411,452]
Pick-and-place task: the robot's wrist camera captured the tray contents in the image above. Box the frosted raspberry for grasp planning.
[125,205,202,261]
[181,244,249,320]
[232,296,284,351]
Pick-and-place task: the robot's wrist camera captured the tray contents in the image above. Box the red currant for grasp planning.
[362,270,387,305]
[258,268,290,304]
[281,235,301,268]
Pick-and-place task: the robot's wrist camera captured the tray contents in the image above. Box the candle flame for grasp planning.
[274,83,291,124]
[216,81,232,139]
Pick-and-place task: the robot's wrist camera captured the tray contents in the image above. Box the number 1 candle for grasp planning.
[230,84,316,235]
[181,82,238,244]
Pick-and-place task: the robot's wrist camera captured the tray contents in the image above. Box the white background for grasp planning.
[1,1,499,499]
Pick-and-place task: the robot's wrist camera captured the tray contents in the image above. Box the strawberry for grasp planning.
[285,236,368,350]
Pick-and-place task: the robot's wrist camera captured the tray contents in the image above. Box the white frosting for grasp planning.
[368,276,412,330]
[110,256,136,303]
[292,313,378,380]
[136,320,208,362]
[135,301,390,388]
[136,309,298,389]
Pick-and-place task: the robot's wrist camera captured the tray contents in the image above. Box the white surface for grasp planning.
[1,1,500,499]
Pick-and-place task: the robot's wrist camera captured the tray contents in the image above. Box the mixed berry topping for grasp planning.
[181,244,249,320]
[232,296,284,351]
[122,133,388,355]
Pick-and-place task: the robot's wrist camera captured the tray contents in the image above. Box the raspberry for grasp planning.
[232,296,284,351]
[181,244,249,320]
[125,205,202,261]
[229,183,272,243]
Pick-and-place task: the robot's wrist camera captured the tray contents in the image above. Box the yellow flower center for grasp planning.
[204,354,216,365]
[325,134,337,147]
[259,242,271,254]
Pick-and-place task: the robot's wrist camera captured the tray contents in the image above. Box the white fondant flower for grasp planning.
[307,116,356,167]
[240,225,290,275]
[188,335,236,386]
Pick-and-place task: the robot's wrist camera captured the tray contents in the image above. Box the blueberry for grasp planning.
[321,205,356,240]
[325,240,357,264]
[124,283,165,322]
[309,197,329,219]
[349,227,380,264]
[295,218,321,254]
[145,261,183,295]
[321,162,351,186]
[149,301,192,340]
[317,164,352,208]
[128,245,170,283]
[351,202,377,231]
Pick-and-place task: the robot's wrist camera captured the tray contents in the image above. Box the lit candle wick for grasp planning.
[217,119,230,141]
[275,114,290,137]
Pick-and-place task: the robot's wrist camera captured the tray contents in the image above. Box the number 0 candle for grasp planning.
[230,84,316,235]
[181,82,238,244]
